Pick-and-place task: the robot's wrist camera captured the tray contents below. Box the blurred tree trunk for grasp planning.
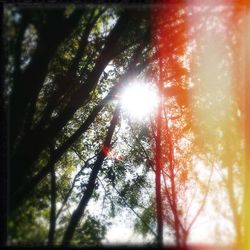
[10,10,83,150]
[167,120,181,247]
[243,6,250,250]
[47,144,56,246]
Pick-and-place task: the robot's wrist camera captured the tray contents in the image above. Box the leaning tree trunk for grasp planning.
[61,106,120,246]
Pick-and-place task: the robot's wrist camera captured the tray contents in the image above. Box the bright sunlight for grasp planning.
[120,80,159,120]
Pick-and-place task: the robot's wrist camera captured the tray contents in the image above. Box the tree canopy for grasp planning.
[3,2,250,249]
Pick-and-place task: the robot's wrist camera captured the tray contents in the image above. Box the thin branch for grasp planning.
[185,183,198,222]
[112,185,157,238]
[186,165,214,233]
[96,176,109,214]
[55,154,97,220]
[129,123,155,173]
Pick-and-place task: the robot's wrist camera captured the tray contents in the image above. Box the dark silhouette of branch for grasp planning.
[112,185,157,238]
[37,8,107,132]
[69,8,107,75]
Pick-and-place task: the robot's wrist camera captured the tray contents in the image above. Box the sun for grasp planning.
[120,80,159,120]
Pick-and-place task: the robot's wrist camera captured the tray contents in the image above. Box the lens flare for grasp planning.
[120,81,159,120]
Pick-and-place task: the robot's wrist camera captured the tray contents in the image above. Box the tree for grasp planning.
[5,4,153,246]
[5,2,250,248]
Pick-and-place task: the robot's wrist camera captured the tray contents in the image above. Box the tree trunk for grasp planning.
[168,134,181,247]
[155,131,163,247]
[47,147,56,246]
[61,106,120,246]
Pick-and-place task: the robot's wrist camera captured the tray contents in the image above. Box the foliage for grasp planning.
[4,2,249,248]
[72,215,107,246]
